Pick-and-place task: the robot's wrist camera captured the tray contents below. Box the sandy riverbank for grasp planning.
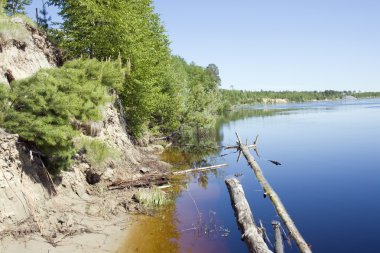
[1,216,134,253]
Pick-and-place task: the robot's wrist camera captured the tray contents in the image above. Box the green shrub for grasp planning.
[0,84,9,124]
[0,59,125,173]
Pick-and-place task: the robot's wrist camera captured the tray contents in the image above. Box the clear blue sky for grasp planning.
[27,0,380,91]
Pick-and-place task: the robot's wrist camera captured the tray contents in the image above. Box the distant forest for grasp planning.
[221,89,380,108]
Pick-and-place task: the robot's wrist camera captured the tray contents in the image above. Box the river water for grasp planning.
[121,98,380,253]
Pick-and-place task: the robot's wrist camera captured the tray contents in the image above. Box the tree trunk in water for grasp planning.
[231,132,312,253]
[225,177,273,253]
[272,221,284,253]
[171,164,228,175]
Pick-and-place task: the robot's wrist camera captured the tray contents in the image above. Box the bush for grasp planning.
[0,59,125,173]
[0,84,9,124]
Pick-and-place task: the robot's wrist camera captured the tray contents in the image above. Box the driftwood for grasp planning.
[225,134,259,150]
[224,144,257,150]
[229,132,312,253]
[108,174,169,190]
[259,220,273,248]
[171,164,228,175]
[272,221,284,253]
[108,164,228,190]
[225,178,273,253]
[149,131,179,142]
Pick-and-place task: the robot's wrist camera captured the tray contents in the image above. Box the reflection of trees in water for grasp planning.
[196,167,225,189]
[174,126,221,157]
[216,108,295,129]
[162,126,222,172]
[163,108,293,189]
[197,172,208,189]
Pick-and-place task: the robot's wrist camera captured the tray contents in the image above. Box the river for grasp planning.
[121,98,380,253]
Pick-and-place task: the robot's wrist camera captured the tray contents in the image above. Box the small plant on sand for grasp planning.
[135,187,169,209]
[75,137,119,169]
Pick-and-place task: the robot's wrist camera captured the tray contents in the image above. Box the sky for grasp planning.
[26,1,380,91]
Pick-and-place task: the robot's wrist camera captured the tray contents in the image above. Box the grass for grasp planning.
[0,15,30,42]
[12,14,36,28]
[135,187,170,209]
[0,84,8,124]
[75,137,119,169]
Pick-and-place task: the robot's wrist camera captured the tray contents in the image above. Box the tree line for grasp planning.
[221,89,380,108]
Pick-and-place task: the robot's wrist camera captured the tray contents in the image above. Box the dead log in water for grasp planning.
[171,163,228,175]
[225,177,273,253]
[272,221,284,253]
[107,164,228,190]
[229,132,312,253]
[108,174,169,190]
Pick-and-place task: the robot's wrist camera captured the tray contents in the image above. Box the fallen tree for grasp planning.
[225,177,272,253]
[171,164,228,175]
[227,132,312,253]
[108,164,228,190]
[107,174,170,190]
[272,221,284,253]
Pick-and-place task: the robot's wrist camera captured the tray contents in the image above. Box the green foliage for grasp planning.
[46,0,224,138]
[51,0,173,136]
[37,0,51,30]
[63,58,125,92]
[0,84,9,123]
[354,92,380,98]
[75,137,118,169]
[4,0,31,15]
[0,59,125,173]
[222,90,337,106]
[168,57,221,128]
[220,89,380,109]
[206,64,221,87]
[135,187,169,208]
[0,1,4,15]
[185,63,220,127]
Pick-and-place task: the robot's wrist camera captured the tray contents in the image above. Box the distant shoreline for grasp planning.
[228,96,380,111]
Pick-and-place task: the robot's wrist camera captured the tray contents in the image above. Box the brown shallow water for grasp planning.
[120,193,231,253]
[119,148,233,253]
[120,205,180,253]
[119,172,231,253]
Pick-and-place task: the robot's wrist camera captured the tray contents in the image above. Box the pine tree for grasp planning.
[0,0,5,15]
[1,59,125,172]
[5,0,31,15]
[53,0,171,136]
[37,0,51,30]
[47,0,223,137]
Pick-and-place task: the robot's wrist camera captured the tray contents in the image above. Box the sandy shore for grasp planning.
[0,215,136,253]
